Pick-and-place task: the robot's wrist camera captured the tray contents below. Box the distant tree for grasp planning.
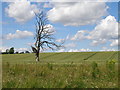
[25,51,30,53]
[15,52,19,54]
[1,52,7,54]
[6,49,9,54]
[9,47,14,54]
[31,11,63,62]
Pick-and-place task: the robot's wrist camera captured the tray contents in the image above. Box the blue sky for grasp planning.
[1,1,119,52]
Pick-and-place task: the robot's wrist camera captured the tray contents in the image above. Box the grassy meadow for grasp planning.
[2,51,119,88]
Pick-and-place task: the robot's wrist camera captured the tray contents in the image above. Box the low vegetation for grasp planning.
[2,51,119,88]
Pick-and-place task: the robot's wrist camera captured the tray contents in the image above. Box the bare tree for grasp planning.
[31,11,63,62]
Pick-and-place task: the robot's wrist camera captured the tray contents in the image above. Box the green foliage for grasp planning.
[6,49,9,54]
[1,52,8,54]
[106,59,116,69]
[9,47,14,54]
[2,62,118,88]
[91,62,100,79]
[106,59,116,78]
[2,51,118,88]
[2,51,118,64]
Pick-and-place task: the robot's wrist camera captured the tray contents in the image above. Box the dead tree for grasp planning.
[31,11,63,62]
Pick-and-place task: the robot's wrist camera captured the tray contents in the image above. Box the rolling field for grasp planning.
[2,51,119,88]
[2,51,118,64]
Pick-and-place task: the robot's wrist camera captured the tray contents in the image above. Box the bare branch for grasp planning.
[32,11,64,62]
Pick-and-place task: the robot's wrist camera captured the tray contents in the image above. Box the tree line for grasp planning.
[1,47,30,54]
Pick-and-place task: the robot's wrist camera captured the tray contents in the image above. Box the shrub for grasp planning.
[91,62,100,79]
[9,47,14,54]
[106,59,116,78]
[106,59,116,70]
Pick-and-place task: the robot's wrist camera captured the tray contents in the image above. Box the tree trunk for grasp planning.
[35,51,39,62]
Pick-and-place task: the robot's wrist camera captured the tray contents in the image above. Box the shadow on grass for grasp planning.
[83,52,98,60]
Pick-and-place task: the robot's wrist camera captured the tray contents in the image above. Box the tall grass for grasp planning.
[2,52,118,88]
[2,60,118,88]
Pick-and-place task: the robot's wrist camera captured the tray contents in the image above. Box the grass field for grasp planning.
[2,51,119,88]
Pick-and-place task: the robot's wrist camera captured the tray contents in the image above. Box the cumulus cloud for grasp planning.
[47,2,108,26]
[5,0,39,23]
[71,30,89,40]
[68,48,92,52]
[71,15,118,47]
[4,30,34,40]
[79,48,92,52]
[90,39,107,46]
[43,24,55,34]
[100,47,117,51]
[0,46,10,52]
[88,15,118,46]
[57,47,92,52]
[110,39,119,47]
[68,49,79,52]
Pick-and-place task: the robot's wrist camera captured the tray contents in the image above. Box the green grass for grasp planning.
[2,51,119,88]
[2,51,118,64]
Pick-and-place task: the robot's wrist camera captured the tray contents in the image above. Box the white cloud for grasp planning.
[71,15,118,47]
[100,47,117,51]
[4,30,34,40]
[68,49,79,52]
[90,39,107,46]
[0,46,31,53]
[88,15,118,46]
[5,0,39,23]
[2,0,118,2]
[71,30,89,40]
[79,48,92,52]
[0,46,10,52]
[57,48,65,52]
[43,24,55,34]
[68,48,92,52]
[15,48,29,52]
[110,39,118,47]
[48,2,108,26]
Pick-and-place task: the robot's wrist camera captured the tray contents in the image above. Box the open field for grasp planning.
[2,51,119,88]
[2,51,118,64]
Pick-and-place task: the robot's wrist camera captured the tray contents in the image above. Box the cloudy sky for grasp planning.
[0,0,119,52]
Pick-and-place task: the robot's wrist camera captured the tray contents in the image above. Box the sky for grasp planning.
[0,0,119,53]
